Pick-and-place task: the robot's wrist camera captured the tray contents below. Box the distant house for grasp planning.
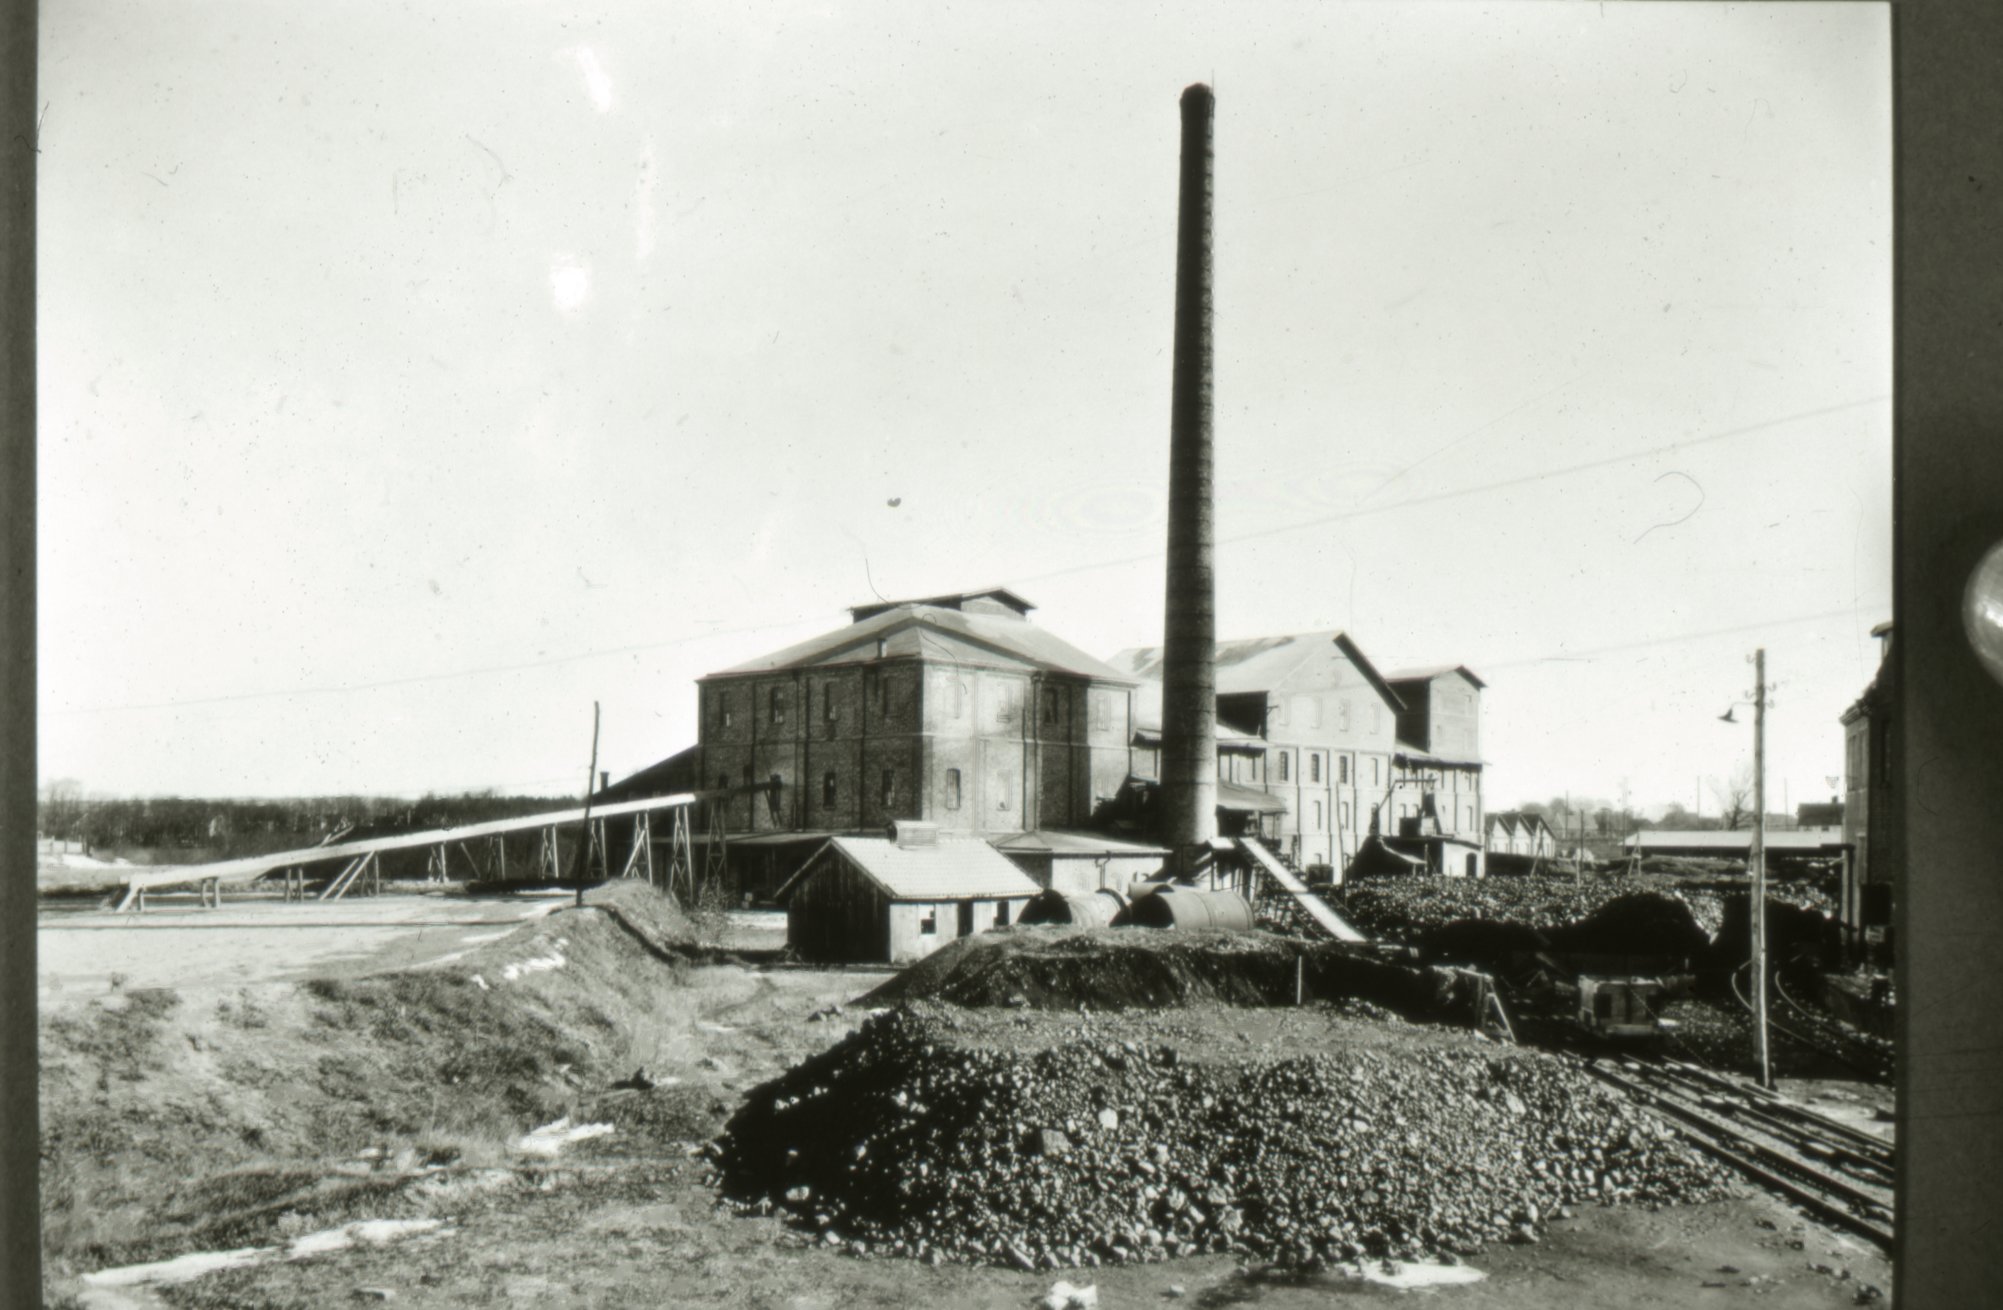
[775,822,1040,964]
[1486,810,1556,860]
[1795,800,1844,832]
[1622,828,1849,867]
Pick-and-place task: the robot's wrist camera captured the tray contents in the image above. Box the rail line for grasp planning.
[1729,963,1892,1083]
[1585,1057,1893,1251]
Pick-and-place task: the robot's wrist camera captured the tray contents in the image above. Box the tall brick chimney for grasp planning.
[1159,83,1218,870]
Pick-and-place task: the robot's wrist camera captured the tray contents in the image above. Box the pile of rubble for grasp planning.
[1342,874,1727,941]
[712,1005,1732,1269]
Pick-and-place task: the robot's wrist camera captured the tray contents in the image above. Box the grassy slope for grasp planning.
[38,883,700,1291]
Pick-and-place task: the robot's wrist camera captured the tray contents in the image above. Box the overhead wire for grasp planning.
[45,394,1887,719]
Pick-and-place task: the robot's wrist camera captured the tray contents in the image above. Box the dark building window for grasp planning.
[1278,752,1290,782]
[1339,754,1350,785]
[919,909,937,935]
[1310,754,1322,784]
[719,696,732,730]
[769,687,785,724]
[766,774,783,822]
[995,899,1012,927]
[824,687,838,722]
[880,768,895,805]
[945,768,962,810]
[822,771,837,807]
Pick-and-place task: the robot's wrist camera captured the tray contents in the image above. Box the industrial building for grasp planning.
[1384,665,1488,876]
[1839,621,1897,960]
[1109,632,1413,876]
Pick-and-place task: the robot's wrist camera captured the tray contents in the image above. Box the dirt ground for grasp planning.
[37,891,1894,1309]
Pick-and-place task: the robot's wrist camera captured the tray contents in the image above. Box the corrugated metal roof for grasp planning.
[801,834,1043,901]
[711,604,1137,684]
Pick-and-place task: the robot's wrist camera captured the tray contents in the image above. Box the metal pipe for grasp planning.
[1160,82,1219,868]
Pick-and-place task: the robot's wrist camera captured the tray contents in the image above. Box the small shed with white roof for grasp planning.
[776,820,1041,964]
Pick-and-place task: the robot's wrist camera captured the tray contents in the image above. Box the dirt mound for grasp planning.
[39,898,691,1281]
[581,878,702,955]
[861,928,1458,1019]
[711,1004,1732,1269]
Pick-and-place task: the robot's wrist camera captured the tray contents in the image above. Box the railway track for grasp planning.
[1585,1056,1894,1251]
[1729,963,1893,1083]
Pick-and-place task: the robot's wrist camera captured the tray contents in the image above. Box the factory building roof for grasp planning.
[710,601,1136,684]
[1384,664,1488,689]
[1108,631,1402,706]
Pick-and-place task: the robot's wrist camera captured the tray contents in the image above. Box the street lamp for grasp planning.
[1720,649,1773,1090]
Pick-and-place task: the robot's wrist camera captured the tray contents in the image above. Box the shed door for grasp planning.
[957,901,975,937]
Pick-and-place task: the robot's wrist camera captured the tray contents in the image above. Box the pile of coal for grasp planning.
[1343,874,1727,942]
[711,1006,1731,1269]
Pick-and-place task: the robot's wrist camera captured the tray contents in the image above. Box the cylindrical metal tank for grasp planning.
[1123,887,1253,932]
[1019,888,1128,928]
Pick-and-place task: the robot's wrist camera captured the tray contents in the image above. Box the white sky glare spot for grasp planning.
[569,45,614,114]
[549,255,592,316]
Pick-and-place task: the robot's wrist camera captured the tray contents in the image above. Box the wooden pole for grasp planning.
[1751,647,1772,1089]
[575,701,601,909]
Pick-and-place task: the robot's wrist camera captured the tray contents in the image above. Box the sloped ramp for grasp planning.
[1238,837,1368,943]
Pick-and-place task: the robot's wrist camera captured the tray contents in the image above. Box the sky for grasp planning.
[37,1,1892,814]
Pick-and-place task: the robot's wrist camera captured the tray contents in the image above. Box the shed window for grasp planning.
[919,909,937,935]
[769,687,785,725]
[995,899,1012,927]
[822,771,837,807]
[944,768,962,810]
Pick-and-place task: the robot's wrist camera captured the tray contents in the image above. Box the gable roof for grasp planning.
[778,834,1042,902]
[1385,664,1488,690]
[1106,631,1406,712]
[710,603,1137,684]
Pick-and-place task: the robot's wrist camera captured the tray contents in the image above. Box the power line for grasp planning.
[45,394,1886,718]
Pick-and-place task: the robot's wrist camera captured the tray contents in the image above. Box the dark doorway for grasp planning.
[957,901,975,936]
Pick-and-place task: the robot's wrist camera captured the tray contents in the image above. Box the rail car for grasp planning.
[1576,975,1675,1040]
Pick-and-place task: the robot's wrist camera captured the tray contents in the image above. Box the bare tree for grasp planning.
[1708,763,1755,830]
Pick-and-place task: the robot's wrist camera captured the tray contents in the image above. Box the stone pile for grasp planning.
[711,1006,1731,1269]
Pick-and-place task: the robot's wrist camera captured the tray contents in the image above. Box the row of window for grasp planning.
[712,678,1115,733]
[917,898,1013,935]
[716,765,975,814]
[1267,750,1379,787]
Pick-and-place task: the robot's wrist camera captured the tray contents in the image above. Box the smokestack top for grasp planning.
[1181,83,1214,111]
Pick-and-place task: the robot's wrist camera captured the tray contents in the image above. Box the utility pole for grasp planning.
[574,701,601,911]
[1750,649,1772,1089]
